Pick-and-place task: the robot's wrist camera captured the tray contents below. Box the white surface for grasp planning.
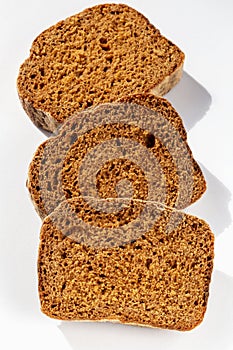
[1,0,233,349]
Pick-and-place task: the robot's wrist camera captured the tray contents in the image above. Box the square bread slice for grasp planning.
[38,197,214,331]
[17,4,184,132]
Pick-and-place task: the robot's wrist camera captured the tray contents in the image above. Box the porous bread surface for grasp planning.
[38,199,214,331]
[27,95,206,219]
[17,3,184,132]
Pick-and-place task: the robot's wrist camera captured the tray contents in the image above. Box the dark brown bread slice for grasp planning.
[38,197,214,330]
[17,3,184,132]
[27,95,206,219]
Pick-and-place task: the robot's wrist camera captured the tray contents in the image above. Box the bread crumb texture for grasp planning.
[27,96,214,330]
[17,4,184,131]
[27,96,206,220]
[38,201,214,331]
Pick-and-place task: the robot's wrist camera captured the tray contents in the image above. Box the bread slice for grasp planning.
[27,95,206,219]
[38,197,214,330]
[17,3,184,132]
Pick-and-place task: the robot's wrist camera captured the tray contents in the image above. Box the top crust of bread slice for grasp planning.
[17,3,184,132]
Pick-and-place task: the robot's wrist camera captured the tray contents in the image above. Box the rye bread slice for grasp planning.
[38,197,214,330]
[27,95,206,219]
[17,3,184,132]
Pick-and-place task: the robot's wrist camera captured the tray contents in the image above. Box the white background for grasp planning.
[1,0,233,349]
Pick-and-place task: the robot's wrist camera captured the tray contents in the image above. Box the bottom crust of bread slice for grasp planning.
[38,198,214,331]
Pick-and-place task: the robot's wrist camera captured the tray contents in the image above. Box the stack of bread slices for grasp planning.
[17,4,214,331]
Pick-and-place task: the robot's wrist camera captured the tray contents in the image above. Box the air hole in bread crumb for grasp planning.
[145,133,155,148]
[171,261,177,269]
[65,189,72,198]
[39,68,45,76]
[100,37,108,44]
[61,282,66,291]
[101,45,110,51]
[146,258,152,269]
[70,133,77,144]
[106,56,113,63]
[61,252,67,259]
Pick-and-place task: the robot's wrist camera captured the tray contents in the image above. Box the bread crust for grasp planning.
[18,95,61,133]
[150,63,184,96]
